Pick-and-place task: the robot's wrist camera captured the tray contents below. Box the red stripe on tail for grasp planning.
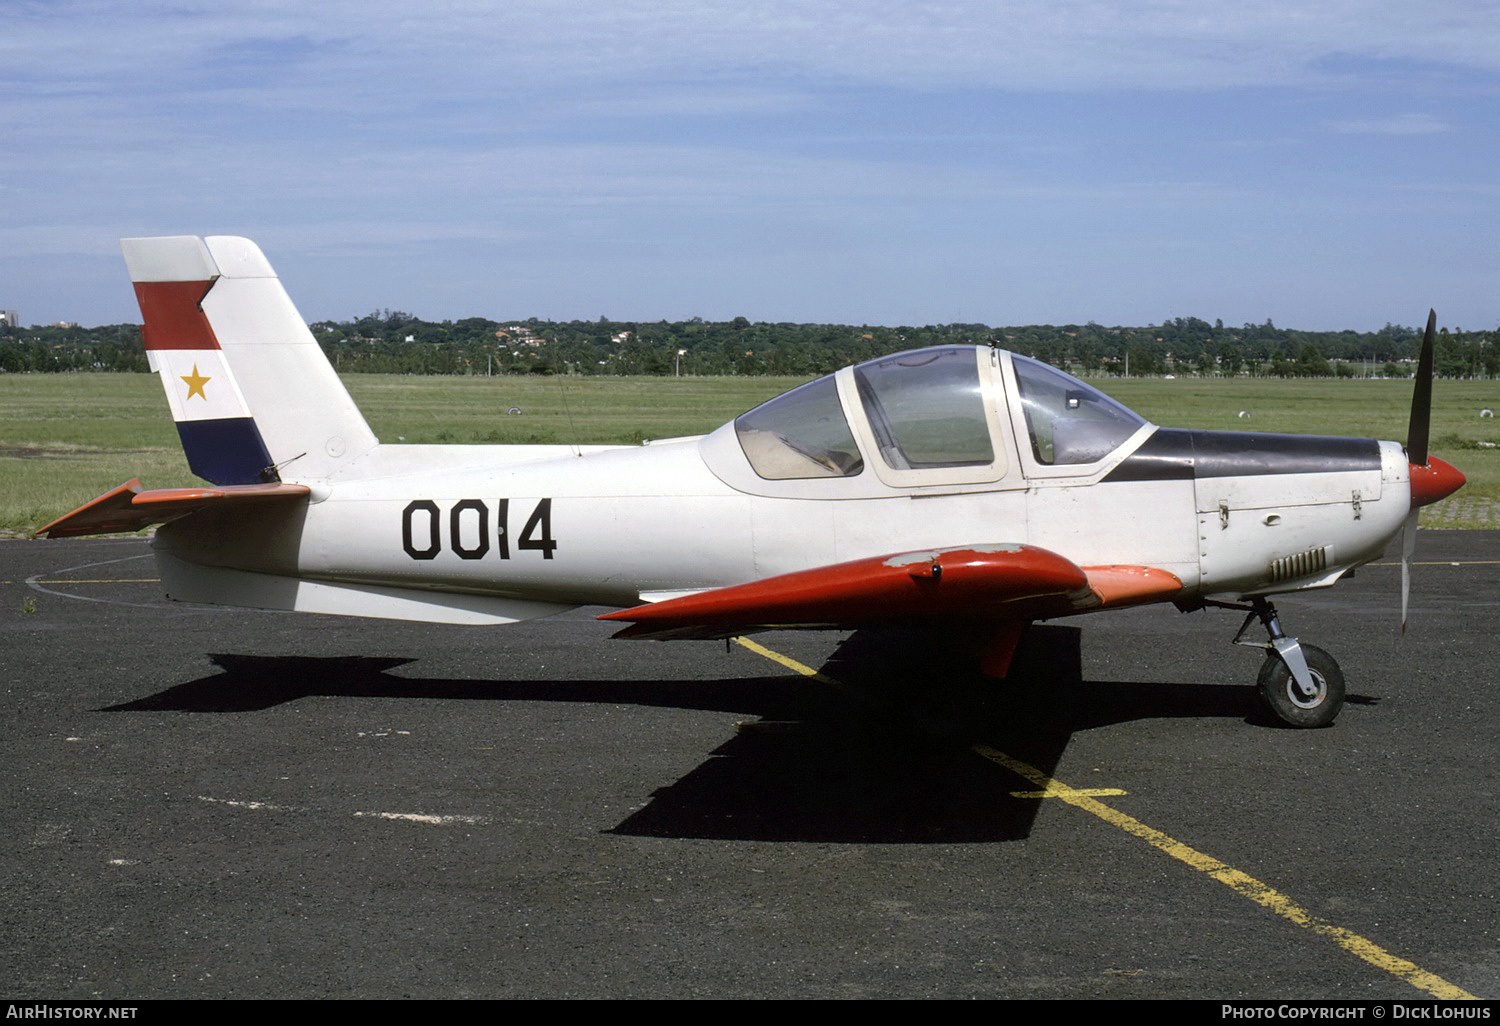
[133,280,219,350]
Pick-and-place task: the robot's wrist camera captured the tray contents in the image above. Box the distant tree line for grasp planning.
[0,322,149,373]
[3,311,1496,379]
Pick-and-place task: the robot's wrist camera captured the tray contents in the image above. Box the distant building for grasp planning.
[0,310,17,328]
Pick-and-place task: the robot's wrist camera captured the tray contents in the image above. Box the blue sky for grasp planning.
[3,0,1498,331]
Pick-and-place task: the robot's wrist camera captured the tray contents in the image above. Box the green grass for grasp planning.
[3,371,1494,533]
[344,374,800,446]
[0,373,804,534]
[1,374,192,534]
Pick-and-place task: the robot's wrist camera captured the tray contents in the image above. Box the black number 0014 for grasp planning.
[402,498,556,561]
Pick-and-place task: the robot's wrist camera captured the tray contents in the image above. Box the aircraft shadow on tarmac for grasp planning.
[98,625,1307,843]
[612,626,1263,844]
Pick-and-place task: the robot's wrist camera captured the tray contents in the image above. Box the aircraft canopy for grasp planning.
[731,346,1146,484]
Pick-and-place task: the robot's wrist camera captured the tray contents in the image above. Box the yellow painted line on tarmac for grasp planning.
[1010,787,1127,798]
[1369,561,1500,567]
[733,636,848,692]
[735,635,1482,1002]
[973,746,1480,1001]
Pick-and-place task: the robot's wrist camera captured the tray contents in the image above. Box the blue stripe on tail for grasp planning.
[177,418,276,485]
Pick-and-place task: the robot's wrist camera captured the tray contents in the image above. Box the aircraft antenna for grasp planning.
[551,341,582,457]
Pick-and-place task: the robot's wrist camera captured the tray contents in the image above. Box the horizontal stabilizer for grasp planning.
[34,478,310,539]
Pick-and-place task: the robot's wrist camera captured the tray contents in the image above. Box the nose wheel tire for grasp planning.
[1257,644,1345,728]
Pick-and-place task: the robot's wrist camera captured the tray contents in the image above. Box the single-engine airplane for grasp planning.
[38,237,1466,728]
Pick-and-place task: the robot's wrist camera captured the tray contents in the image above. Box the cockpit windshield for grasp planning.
[1010,354,1145,465]
[852,347,994,470]
[734,374,864,480]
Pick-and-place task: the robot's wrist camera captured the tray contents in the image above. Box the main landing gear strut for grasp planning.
[1205,597,1346,728]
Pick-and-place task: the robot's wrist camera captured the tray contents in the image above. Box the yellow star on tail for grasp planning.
[180,363,211,400]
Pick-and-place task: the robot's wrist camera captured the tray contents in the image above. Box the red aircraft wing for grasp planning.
[599,544,1181,642]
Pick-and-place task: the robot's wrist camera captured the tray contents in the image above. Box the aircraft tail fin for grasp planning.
[123,236,378,484]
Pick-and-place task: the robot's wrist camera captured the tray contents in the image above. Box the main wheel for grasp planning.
[1257,644,1345,728]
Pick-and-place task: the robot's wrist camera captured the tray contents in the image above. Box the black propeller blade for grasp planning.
[1402,309,1437,633]
[1406,309,1436,467]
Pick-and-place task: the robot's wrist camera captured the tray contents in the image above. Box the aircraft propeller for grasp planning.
[1400,310,1467,631]
[1406,310,1436,469]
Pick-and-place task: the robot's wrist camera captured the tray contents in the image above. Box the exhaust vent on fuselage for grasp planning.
[1269,546,1330,583]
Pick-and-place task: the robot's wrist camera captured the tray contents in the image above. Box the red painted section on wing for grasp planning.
[599,544,1091,631]
[133,280,219,350]
[34,479,309,539]
[1409,456,1465,509]
[1081,565,1183,608]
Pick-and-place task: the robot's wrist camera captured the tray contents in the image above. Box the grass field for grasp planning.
[2,371,1495,533]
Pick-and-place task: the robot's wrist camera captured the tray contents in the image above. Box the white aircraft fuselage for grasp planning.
[149,356,1411,622]
[40,236,1465,728]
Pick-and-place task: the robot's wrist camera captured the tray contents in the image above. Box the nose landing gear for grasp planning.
[1254,641,1345,728]
[1209,597,1346,728]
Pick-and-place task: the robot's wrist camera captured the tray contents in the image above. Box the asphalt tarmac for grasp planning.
[2,534,1496,1000]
